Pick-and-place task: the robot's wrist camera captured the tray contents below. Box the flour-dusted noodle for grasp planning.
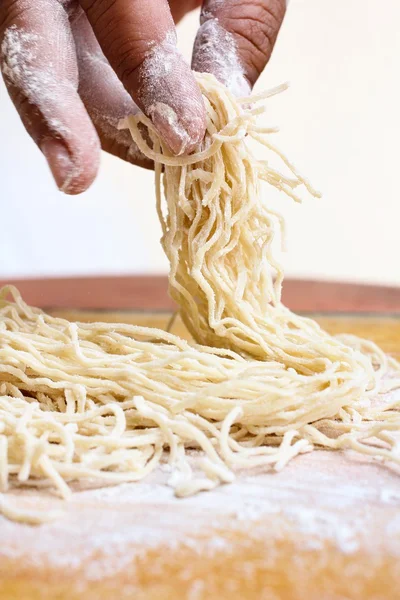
[0,74,399,524]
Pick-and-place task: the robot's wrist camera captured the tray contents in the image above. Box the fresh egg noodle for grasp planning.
[0,74,399,522]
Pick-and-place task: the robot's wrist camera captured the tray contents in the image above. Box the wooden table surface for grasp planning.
[1,275,399,313]
[1,276,400,600]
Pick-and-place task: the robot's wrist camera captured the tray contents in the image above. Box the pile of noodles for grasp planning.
[0,74,399,522]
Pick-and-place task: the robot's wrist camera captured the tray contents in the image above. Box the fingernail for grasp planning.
[41,138,75,193]
[149,103,191,156]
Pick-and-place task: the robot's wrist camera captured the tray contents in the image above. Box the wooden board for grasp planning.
[2,276,400,313]
[1,312,400,600]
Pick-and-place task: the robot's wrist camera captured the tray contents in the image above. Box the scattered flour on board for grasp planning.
[1,450,400,582]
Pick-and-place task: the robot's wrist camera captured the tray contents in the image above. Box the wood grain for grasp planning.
[1,276,399,313]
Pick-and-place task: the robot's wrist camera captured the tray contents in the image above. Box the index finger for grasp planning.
[79,0,206,155]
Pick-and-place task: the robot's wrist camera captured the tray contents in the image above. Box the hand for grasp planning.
[0,0,286,194]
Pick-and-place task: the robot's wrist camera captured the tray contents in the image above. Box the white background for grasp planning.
[0,0,399,284]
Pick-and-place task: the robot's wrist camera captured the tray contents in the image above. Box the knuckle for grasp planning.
[229,3,281,54]
[113,38,150,86]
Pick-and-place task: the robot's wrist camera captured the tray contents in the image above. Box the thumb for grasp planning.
[192,0,286,96]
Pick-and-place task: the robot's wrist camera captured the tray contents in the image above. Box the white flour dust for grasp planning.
[1,26,39,87]
[1,451,400,583]
[77,50,144,163]
[1,25,75,133]
[141,32,191,154]
[0,24,90,190]
[1,19,204,162]
[139,31,205,154]
[72,10,145,164]
[193,17,251,97]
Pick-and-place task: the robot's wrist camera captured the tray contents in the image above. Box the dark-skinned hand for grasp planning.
[0,0,286,193]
